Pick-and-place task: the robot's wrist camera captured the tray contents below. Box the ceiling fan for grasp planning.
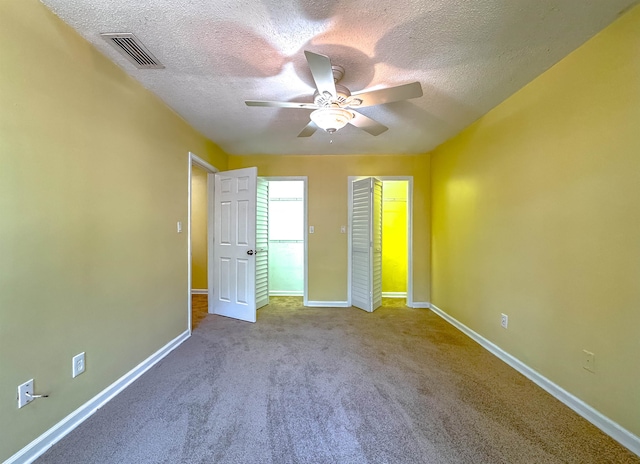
[245,51,423,137]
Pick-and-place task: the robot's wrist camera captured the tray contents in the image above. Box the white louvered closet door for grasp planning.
[371,178,383,311]
[255,179,269,309]
[351,177,383,312]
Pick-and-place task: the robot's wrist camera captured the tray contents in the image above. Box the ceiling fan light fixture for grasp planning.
[310,108,353,134]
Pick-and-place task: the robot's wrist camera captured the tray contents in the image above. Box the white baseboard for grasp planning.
[410,302,431,309]
[269,291,304,296]
[429,304,640,457]
[191,289,208,294]
[306,301,350,308]
[382,292,407,298]
[7,331,191,464]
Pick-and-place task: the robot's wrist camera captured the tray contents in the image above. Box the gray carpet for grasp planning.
[37,298,639,463]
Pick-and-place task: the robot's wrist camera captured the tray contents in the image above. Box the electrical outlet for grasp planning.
[72,352,86,378]
[18,379,34,408]
[583,350,595,373]
[501,313,508,329]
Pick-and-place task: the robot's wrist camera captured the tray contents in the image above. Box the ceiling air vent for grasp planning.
[100,33,164,69]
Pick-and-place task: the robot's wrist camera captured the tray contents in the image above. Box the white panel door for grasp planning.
[255,178,269,309]
[351,177,383,312]
[213,167,258,322]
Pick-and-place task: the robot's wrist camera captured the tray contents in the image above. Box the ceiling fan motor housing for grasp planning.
[314,84,351,107]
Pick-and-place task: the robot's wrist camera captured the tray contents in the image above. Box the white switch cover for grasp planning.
[72,352,85,378]
[309,226,314,234]
[177,221,183,233]
[341,226,346,234]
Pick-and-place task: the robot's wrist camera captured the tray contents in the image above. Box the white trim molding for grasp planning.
[410,302,431,309]
[191,288,208,294]
[6,331,190,464]
[382,292,407,298]
[306,301,350,308]
[429,304,640,457]
[269,291,304,296]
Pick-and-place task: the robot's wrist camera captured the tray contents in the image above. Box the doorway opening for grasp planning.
[262,177,308,307]
[207,170,309,324]
[381,181,408,300]
[347,176,413,311]
[188,153,217,332]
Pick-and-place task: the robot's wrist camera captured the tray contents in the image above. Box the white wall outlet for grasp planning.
[18,379,34,408]
[72,352,86,378]
[340,225,346,234]
[501,313,508,329]
[309,226,314,234]
[583,350,595,373]
[177,221,183,233]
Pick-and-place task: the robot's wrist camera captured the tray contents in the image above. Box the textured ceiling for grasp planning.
[41,0,637,155]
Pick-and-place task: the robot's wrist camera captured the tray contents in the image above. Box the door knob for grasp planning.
[246,250,254,255]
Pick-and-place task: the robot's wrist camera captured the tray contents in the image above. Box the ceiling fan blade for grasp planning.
[298,121,319,137]
[349,111,388,136]
[304,51,337,98]
[245,100,317,109]
[350,82,423,108]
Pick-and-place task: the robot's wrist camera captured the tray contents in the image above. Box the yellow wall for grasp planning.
[191,166,208,289]
[229,155,430,303]
[0,1,227,460]
[430,5,640,438]
[382,181,408,294]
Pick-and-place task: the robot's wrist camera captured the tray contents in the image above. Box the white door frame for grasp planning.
[347,176,414,308]
[188,152,218,334]
[262,176,309,306]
